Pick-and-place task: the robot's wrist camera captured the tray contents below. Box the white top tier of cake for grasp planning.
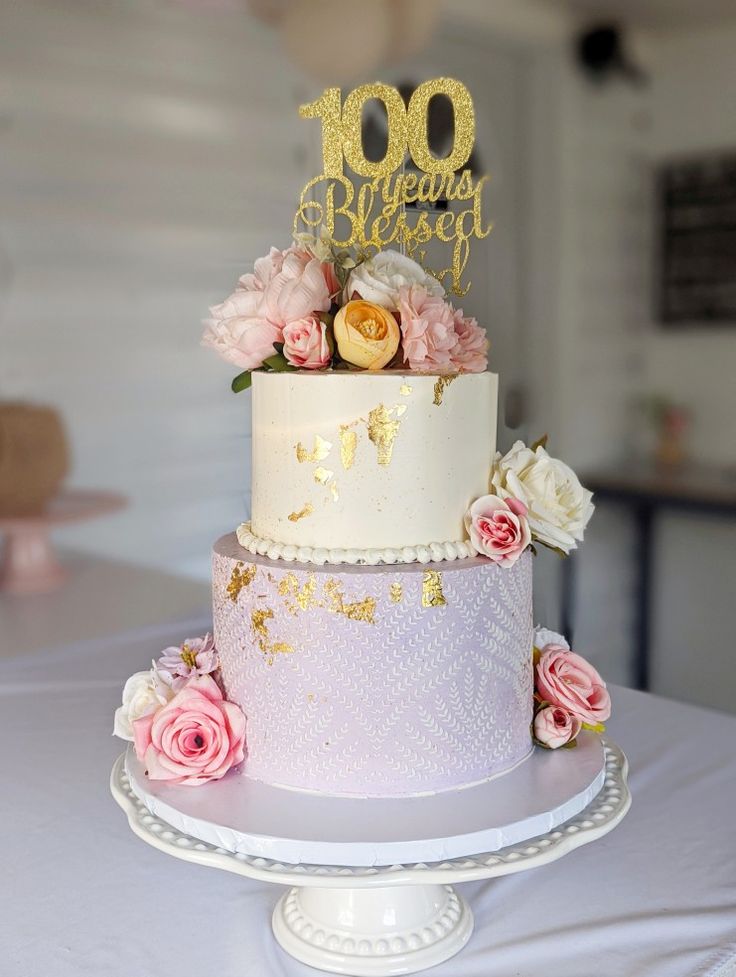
[249,370,497,554]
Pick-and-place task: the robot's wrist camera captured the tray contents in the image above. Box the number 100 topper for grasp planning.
[293,78,491,297]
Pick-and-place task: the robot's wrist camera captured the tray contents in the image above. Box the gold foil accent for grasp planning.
[329,481,339,502]
[395,404,407,417]
[324,578,376,623]
[278,572,318,613]
[314,466,334,485]
[338,425,358,470]
[227,562,256,602]
[433,374,458,406]
[400,384,413,396]
[295,435,332,463]
[288,502,314,522]
[422,570,447,608]
[389,582,403,603]
[251,608,273,637]
[367,404,402,466]
[250,607,294,665]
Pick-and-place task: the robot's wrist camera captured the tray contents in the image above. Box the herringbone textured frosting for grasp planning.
[212,533,533,797]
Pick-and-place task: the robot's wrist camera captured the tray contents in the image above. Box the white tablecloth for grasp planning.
[1,616,735,977]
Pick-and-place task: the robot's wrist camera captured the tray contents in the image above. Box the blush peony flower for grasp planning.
[113,670,175,742]
[465,495,531,567]
[263,249,332,327]
[157,633,219,680]
[133,674,246,786]
[536,645,611,725]
[346,250,444,310]
[396,284,458,372]
[237,245,287,293]
[333,300,400,369]
[202,289,282,370]
[450,307,488,373]
[534,705,582,749]
[282,315,332,369]
[490,441,594,554]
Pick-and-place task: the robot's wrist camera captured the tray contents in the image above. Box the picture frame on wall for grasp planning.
[657,152,736,326]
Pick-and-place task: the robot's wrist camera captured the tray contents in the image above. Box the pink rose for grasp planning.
[397,284,458,372]
[283,315,332,369]
[450,308,488,373]
[202,289,282,369]
[133,675,246,786]
[263,249,332,327]
[536,645,611,725]
[534,705,581,749]
[464,495,531,567]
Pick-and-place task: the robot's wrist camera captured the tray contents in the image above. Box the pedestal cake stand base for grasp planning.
[111,740,629,976]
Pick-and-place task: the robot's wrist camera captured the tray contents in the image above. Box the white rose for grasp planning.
[112,669,173,742]
[345,250,444,310]
[534,626,570,651]
[490,441,594,554]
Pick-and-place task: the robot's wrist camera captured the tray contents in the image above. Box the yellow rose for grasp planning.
[333,300,401,370]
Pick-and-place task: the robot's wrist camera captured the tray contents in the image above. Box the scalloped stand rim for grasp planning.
[110,742,630,976]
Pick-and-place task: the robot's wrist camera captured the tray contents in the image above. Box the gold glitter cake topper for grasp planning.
[294,78,490,296]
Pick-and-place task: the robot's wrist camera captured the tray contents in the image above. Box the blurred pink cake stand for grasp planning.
[111,737,630,976]
[0,489,126,594]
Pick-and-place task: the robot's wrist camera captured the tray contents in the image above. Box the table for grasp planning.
[0,489,127,593]
[1,618,735,977]
[561,462,736,691]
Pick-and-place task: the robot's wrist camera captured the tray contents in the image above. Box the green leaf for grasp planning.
[582,721,606,734]
[263,353,295,373]
[231,371,252,393]
[530,433,549,452]
[273,342,284,356]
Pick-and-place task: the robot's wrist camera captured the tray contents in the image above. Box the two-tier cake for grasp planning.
[113,79,609,798]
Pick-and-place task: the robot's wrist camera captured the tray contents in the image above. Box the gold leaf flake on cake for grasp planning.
[329,481,339,502]
[366,403,402,466]
[432,374,458,406]
[324,578,377,623]
[389,582,403,603]
[421,569,447,607]
[227,562,257,602]
[250,607,294,665]
[278,572,318,613]
[399,384,413,396]
[338,424,358,470]
[313,466,334,485]
[288,502,314,522]
[295,434,332,463]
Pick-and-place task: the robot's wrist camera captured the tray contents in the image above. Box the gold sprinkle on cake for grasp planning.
[313,466,334,485]
[338,425,358,470]
[389,582,403,603]
[422,569,447,607]
[295,435,332,463]
[367,403,402,466]
[288,502,314,522]
[432,374,458,406]
[227,562,256,602]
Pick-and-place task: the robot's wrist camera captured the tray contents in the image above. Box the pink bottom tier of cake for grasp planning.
[212,533,533,797]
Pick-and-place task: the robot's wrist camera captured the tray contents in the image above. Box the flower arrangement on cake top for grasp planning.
[201,240,488,391]
[113,634,246,786]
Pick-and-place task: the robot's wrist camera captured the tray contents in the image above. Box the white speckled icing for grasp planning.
[236,522,479,566]
[250,371,497,552]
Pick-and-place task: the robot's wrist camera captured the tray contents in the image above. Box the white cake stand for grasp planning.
[111,738,629,975]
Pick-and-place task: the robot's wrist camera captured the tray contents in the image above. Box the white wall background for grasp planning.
[0,1,530,580]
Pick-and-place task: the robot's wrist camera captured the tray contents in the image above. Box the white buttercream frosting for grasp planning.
[236,522,479,566]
